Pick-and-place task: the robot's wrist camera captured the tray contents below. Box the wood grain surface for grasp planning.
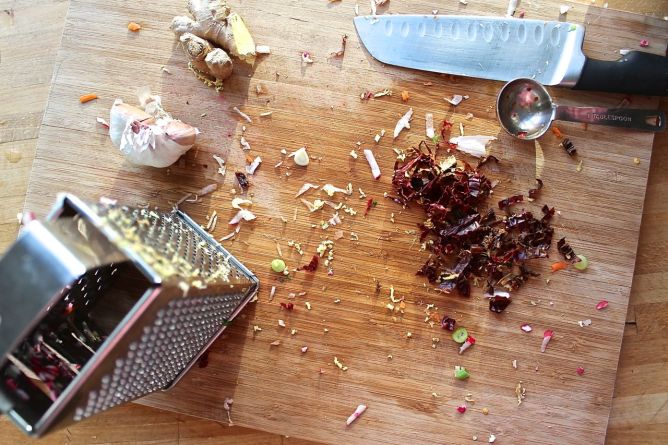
[1,0,668,444]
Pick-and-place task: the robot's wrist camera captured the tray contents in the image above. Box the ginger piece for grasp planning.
[171,0,257,90]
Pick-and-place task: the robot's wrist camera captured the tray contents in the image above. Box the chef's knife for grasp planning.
[354,15,668,96]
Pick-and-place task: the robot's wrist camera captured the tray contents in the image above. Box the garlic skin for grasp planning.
[449,135,497,158]
[109,91,198,168]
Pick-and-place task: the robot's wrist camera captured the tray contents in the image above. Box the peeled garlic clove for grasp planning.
[293,147,310,166]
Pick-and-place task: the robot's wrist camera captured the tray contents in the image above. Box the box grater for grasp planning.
[0,194,259,437]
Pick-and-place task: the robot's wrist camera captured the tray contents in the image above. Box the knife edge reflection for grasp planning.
[353,15,587,86]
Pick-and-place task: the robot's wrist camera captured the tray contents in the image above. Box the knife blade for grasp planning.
[354,15,668,96]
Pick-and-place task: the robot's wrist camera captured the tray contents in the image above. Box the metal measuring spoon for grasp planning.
[496,78,665,140]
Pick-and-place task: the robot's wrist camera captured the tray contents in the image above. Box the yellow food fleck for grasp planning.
[633,157,640,165]
[482,408,489,415]
[127,22,142,32]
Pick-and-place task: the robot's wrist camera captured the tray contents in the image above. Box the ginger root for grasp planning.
[170,0,256,91]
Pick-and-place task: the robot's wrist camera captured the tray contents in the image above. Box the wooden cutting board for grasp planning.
[23,0,667,443]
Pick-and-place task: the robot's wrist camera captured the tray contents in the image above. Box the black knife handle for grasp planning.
[573,51,668,96]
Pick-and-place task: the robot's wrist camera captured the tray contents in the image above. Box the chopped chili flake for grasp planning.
[298,254,319,272]
[394,142,555,311]
[360,90,374,101]
[401,90,410,102]
[235,172,249,191]
[560,138,577,156]
[596,300,609,310]
[551,126,563,138]
[498,194,524,210]
[639,39,649,47]
[576,366,585,376]
[198,350,210,368]
[441,316,456,331]
[457,405,467,413]
[557,237,578,262]
[364,198,374,217]
[528,179,543,199]
[280,302,294,311]
[440,119,453,140]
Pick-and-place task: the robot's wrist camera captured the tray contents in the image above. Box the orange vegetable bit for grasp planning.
[79,93,98,104]
[551,261,569,272]
[551,126,563,138]
[128,22,142,32]
[401,90,410,102]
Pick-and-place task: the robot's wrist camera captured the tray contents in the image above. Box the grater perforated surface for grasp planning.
[73,292,246,421]
[94,206,232,283]
[50,264,120,319]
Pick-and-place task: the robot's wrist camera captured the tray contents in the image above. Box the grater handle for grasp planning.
[0,217,127,366]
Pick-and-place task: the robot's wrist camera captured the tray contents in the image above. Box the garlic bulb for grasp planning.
[108,90,199,168]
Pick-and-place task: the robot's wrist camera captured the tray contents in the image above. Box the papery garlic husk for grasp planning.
[109,94,199,168]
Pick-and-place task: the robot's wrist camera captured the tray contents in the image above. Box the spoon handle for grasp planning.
[554,106,665,132]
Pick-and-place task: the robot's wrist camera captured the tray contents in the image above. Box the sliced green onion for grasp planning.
[573,254,588,271]
[271,259,286,273]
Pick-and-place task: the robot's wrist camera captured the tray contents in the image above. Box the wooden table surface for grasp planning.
[1,1,667,444]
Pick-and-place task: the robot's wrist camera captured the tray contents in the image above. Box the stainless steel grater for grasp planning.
[0,194,259,437]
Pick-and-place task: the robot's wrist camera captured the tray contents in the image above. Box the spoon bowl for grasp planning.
[497,79,555,140]
[496,78,665,140]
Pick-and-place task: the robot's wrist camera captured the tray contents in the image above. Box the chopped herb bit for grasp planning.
[454,365,470,380]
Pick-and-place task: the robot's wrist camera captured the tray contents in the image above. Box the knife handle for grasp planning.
[573,51,668,96]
